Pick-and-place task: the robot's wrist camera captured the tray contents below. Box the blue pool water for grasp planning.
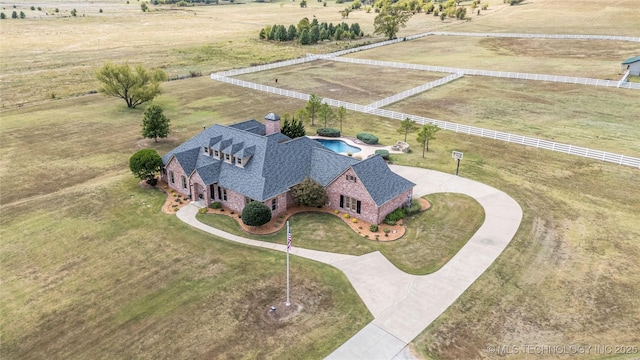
[315,139,361,154]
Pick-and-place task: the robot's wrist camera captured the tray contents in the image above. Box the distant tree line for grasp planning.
[259,17,364,45]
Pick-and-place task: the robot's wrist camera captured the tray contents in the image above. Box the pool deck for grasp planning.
[308,136,406,159]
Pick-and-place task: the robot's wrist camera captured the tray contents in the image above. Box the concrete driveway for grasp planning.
[176,166,522,360]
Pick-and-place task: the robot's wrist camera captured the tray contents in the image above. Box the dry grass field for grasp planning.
[236,60,447,105]
[346,36,638,79]
[385,77,640,157]
[2,0,640,359]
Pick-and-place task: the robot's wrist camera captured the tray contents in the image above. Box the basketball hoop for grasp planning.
[452,151,463,175]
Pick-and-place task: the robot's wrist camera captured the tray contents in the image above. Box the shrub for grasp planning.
[343,213,350,219]
[352,218,358,223]
[198,207,208,214]
[370,224,378,232]
[375,149,390,160]
[384,207,406,225]
[405,199,422,215]
[291,177,328,207]
[317,127,341,137]
[357,132,378,145]
[210,202,222,209]
[241,201,272,226]
[145,177,158,186]
[384,228,390,234]
[334,209,340,214]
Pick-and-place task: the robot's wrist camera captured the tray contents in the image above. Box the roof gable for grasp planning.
[309,147,359,186]
[350,155,415,206]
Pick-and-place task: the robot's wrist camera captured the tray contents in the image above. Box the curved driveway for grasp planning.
[176,165,522,360]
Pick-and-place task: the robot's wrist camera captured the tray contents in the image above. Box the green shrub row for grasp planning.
[317,128,341,137]
[384,207,406,225]
[357,132,378,145]
[209,202,222,209]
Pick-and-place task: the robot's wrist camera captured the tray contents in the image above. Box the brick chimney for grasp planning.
[264,112,281,135]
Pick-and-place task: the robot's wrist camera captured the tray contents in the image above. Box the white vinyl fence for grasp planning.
[211,76,640,168]
[430,32,640,42]
[323,57,640,90]
[367,73,464,109]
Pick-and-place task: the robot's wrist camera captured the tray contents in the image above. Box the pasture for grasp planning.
[1,0,639,359]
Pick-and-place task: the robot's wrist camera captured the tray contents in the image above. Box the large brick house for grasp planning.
[161,113,415,225]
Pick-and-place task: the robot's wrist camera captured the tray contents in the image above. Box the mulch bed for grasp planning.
[157,179,431,242]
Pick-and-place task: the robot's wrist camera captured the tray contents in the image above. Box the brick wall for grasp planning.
[377,188,413,224]
[164,157,190,196]
[265,119,280,135]
[326,168,378,224]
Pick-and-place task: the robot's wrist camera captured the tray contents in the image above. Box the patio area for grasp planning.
[308,136,409,159]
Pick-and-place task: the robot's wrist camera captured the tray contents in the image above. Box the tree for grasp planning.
[241,201,272,226]
[1,13,6,19]
[337,106,347,132]
[141,105,170,142]
[297,17,310,33]
[11,11,18,18]
[416,123,440,157]
[71,8,77,16]
[318,103,334,128]
[373,5,413,40]
[397,117,418,142]
[294,108,308,124]
[305,94,323,126]
[310,25,320,43]
[287,24,297,40]
[299,28,310,45]
[291,177,328,207]
[129,149,163,185]
[19,11,25,19]
[281,117,306,138]
[96,62,167,109]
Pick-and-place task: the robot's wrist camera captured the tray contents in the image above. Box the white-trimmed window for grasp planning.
[236,157,243,166]
[224,153,231,163]
[340,195,361,214]
[346,175,357,183]
[213,150,220,159]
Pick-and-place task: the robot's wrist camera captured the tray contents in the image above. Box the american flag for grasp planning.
[287,228,292,251]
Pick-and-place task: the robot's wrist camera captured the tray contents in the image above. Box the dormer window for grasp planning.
[235,157,243,167]
[213,150,220,159]
[203,146,209,155]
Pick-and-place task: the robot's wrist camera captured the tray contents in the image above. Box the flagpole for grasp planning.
[286,221,291,307]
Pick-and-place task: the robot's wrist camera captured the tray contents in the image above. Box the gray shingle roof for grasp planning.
[162,120,414,203]
[351,155,416,206]
[309,147,359,186]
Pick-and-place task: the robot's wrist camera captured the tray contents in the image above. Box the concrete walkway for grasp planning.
[176,166,522,359]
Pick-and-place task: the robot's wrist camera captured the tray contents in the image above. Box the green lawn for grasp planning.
[197,193,485,275]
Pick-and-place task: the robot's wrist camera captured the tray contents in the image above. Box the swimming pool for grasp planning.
[315,139,361,154]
